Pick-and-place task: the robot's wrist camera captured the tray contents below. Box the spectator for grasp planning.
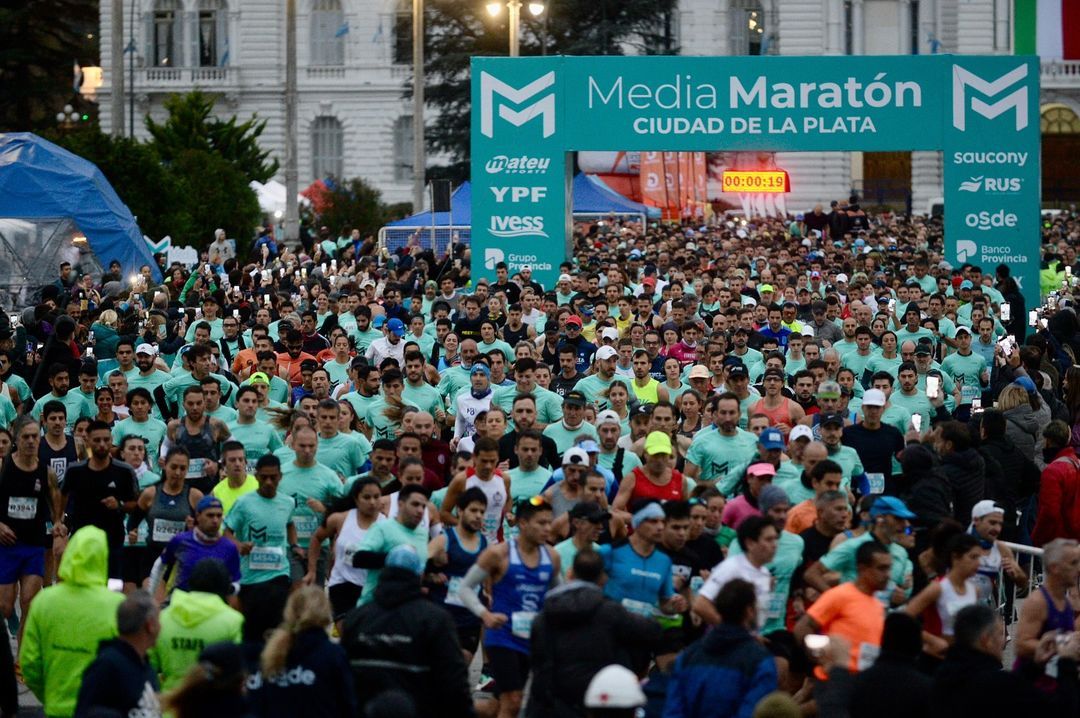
[974,409,1040,542]
[934,421,988,525]
[1032,421,1080,544]
[162,642,252,718]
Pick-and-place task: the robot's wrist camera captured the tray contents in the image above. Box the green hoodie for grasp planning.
[149,589,244,690]
[20,526,124,718]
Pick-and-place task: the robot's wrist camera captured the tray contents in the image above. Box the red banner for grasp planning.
[639,152,667,209]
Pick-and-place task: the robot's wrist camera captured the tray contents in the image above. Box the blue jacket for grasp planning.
[663,624,777,718]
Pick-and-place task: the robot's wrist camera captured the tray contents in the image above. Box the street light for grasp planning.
[486,0,545,57]
[56,104,79,130]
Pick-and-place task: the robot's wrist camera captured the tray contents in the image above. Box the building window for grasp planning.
[1042,105,1080,134]
[730,0,765,56]
[311,0,345,67]
[394,116,413,182]
[312,116,344,180]
[393,0,411,65]
[153,0,181,66]
[197,0,227,67]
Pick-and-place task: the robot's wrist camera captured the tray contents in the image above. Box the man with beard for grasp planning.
[685,393,759,489]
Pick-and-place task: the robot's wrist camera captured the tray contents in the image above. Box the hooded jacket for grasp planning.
[930,644,1077,718]
[246,627,356,718]
[899,446,954,530]
[88,321,119,360]
[20,526,125,718]
[73,638,159,718]
[1002,403,1039,464]
[663,622,778,718]
[977,436,1040,539]
[149,589,244,690]
[1032,447,1080,545]
[340,567,474,718]
[939,448,987,525]
[526,581,662,718]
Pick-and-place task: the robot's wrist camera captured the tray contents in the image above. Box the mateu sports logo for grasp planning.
[952,64,1029,131]
[480,71,556,139]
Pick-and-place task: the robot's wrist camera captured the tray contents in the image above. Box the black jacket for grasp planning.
[74,639,159,718]
[246,628,356,718]
[977,436,1041,539]
[849,651,931,718]
[939,448,987,525]
[930,645,1077,718]
[340,567,474,718]
[901,470,954,531]
[526,581,662,718]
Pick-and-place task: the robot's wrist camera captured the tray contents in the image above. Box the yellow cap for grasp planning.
[644,431,673,456]
[248,372,270,386]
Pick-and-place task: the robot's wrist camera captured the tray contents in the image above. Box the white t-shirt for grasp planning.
[698,553,773,630]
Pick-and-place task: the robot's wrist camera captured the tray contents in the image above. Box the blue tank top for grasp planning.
[1039,585,1076,634]
[432,527,488,627]
[484,539,553,654]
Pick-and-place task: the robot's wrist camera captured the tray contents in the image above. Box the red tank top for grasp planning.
[750,397,794,436]
[630,466,685,503]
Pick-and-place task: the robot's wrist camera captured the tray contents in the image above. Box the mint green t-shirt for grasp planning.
[403,380,444,417]
[542,421,599,454]
[317,432,371,478]
[686,427,759,486]
[226,420,285,469]
[30,391,92,431]
[225,492,295,584]
[364,397,420,442]
[890,390,933,435]
[324,359,352,386]
[574,375,632,412]
[506,466,554,503]
[825,445,865,493]
[821,532,913,604]
[112,416,168,470]
[940,351,988,404]
[357,519,429,605]
[278,461,343,542]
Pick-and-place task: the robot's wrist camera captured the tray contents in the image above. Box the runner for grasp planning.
[152,495,241,601]
[428,487,489,663]
[440,436,510,545]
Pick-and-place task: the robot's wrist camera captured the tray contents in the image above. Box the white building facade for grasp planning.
[96,0,1080,213]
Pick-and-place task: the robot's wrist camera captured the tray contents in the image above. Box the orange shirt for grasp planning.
[806,582,885,673]
[785,499,817,534]
[232,348,259,379]
[276,351,318,387]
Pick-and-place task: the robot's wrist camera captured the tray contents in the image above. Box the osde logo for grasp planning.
[964,209,1017,231]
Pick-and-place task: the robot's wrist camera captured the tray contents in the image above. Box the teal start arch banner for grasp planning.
[470,54,1040,308]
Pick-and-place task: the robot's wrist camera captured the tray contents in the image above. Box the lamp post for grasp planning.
[412,0,425,214]
[284,0,299,243]
[486,0,546,57]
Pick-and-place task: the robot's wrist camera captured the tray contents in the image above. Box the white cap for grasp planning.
[789,424,814,442]
[861,388,887,407]
[562,447,590,467]
[135,343,157,356]
[836,272,849,283]
[972,499,1005,520]
[520,264,532,272]
[600,327,619,341]
[596,409,622,427]
[584,665,646,709]
[558,273,572,283]
[595,345,618,361]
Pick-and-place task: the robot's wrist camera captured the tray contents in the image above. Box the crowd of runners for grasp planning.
[0,202,1079,717]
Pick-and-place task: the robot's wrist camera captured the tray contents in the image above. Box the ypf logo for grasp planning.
[480,71,556,139]
[952,64,1029,131]
[956,240,979,263]
[484,248,505,270]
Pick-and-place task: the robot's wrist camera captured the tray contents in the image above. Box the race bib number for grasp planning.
[857,642,880,671]
[7,497,36,520]
[511,610,537,639]
[249,545,285,571]
[620,598,657,618]
[445,576,479,608]
[867,473,885,495]
[246,460,257,475]
[961,383,981,403]
[151,519,185,543]
[690,575,704,593]
[293,514,319,540]
[186,458,206,480]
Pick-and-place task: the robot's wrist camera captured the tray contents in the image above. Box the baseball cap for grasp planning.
[959,280,974,290]
[600,327,619,342]
[631,404,652,420]
[688,365,710,380]
[817,381,841,400]
[818,412,845,427]
[644,431,673,456]
[135,343,157,356]
[558,273,573,283]
[1014,375,1038,394]
[386,318,406,336]
[836,273,849,283]
[578,439,600,454]
[914,343,932,356]
[520,264,532,273]
[564,390,587,407]
[562,447,590,466]
[789,425,814,442]
[596,409,621,427]
[971,499,1005,520]
[746,462,777,478]
[870,496,916,520]
[727,364,749,380]
[861,388,887,407]
[564,315,583,327]
[954,325,971,336]
[299,359,319,372]
[544,324,560,334]
[759,428,785,451]
[569,501,610,523]
[372,314,387,329]
[595,345,618,361]
[196,495,223,513]
[584,665,646,710]
[759,284,775,294]
[247,372,270,386]
[641,276,657,287]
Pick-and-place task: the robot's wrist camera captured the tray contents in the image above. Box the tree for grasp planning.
[419,0,677,181]
[42,127,194,245]
[316,177,391,238]
[145,91,279,182]
[0,0,97,131]
[169,149,261,250]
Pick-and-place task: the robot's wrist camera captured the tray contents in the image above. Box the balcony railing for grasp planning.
[139,66,237,85]
[1041,60,1080,87]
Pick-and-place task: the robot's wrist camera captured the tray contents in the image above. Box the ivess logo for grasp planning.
[480,71,557,139]
[956,240,978,263]
[952,64,1028,131]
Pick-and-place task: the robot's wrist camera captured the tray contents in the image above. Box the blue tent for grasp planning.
[387,181,474,227]
[0,133,159,282]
